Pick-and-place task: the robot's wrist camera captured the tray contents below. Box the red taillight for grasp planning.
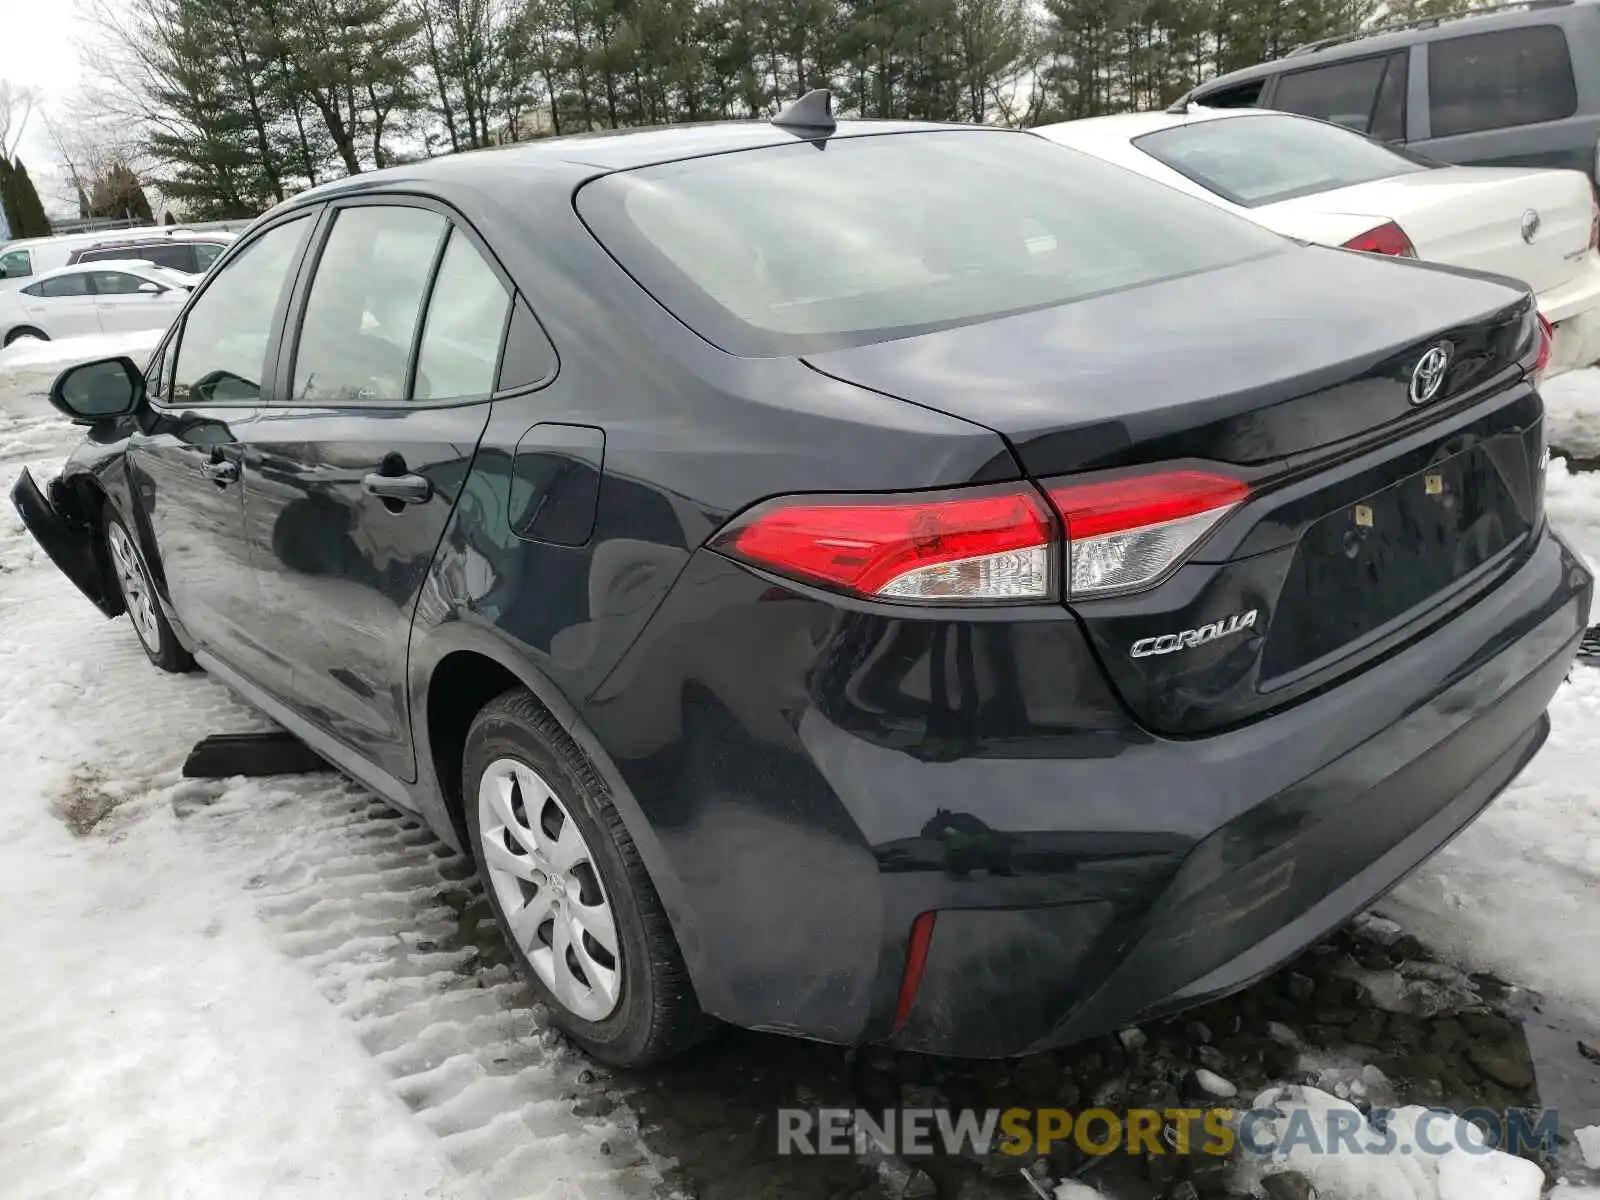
[890,912,936,1035]
[1535,312,1554,383]
[710,482,1057,602]
[1341,220,1417,258]
[712,470,1250,603]
[1046,470,1250,597]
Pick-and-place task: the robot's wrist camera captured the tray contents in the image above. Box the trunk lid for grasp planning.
[804,247,1545,735]
[1257,166,1595,297]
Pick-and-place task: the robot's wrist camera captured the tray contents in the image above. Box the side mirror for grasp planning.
[137,281,162,295]
[49,357,145,424]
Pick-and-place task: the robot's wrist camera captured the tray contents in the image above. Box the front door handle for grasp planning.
[361,471,432,505]
[201,458,239,485]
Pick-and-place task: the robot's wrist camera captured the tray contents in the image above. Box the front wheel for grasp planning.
[103,502,194,673]
[463,688,707,1066]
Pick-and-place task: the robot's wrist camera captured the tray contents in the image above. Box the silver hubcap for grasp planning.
[477,758,621,1021]
[107,522,161,650]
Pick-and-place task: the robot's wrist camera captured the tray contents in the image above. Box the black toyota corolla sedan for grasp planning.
[12,96,1590,1067]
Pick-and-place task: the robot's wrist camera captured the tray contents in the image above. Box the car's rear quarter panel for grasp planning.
[406,173,1020,960]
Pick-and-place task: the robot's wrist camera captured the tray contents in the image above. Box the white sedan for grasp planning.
[1034,108,1600,377]
[0,259,198,348]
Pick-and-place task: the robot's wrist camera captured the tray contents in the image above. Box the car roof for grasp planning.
[78,235,227,252]
[273,118,984,210]
[91,231,230,244]
[31,258,163,280]
[1,227,233,255]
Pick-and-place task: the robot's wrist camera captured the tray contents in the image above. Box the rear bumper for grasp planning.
[8,467,116,615]
[585,524,1590,1058]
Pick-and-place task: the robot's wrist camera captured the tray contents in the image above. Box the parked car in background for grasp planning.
[0,228,233,290]
[1035,107,1600,376]
[67,232,234,275]
[10,102,1589,1069]
[1174,0,1600,181]
[1,230,152,289]
[0,260,198,346]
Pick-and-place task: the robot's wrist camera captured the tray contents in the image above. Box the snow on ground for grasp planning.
[0,460,471,1199]
[0,418,668,1191]
[1546,370,1600,461]
[1378,373,1600,1025]
[0,330,163,469]
[0,327,163,373]
[1233,1084,1547,1200]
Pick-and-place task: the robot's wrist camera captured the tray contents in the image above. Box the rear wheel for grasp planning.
[103,502,193,673]
[463,688,706,1066]
[2,326,47,347]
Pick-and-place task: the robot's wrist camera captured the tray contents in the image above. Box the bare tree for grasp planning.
[0,81,40,159]
[41,107,143,216]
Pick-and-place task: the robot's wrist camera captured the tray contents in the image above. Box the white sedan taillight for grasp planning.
[1341,220,1417,258]
[711,468,1251,604]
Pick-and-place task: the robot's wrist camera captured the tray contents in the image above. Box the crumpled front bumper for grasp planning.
[9,467,117,616]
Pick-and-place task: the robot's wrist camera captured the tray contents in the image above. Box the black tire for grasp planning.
[102,501,195,673]
[3,326,48,347]
[463,688,707,1066]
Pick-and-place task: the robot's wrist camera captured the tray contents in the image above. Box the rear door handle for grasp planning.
[362,472,432,505]
[200,459,239,484]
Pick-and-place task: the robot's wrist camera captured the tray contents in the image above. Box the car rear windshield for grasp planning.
[1132,113,1430,208]
[576,129,1289,355]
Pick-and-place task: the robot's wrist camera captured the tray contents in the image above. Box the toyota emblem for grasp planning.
[1521,209,1541,244]
[1410,343,1452,405]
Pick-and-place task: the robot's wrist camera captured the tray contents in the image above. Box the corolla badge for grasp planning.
[1521,208,1541,244]
[1130,609,1259,659]
[1409,343,1452,406]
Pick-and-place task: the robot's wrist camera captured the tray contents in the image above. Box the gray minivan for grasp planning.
[1177,0,1600,181]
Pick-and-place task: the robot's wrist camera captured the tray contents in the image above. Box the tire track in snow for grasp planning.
[164,778,676,1200]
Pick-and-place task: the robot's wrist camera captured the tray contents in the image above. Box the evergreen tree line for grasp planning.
[0,158,50,239]
[87,0,1477,220]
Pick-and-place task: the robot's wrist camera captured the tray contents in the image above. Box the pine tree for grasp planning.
[0,157,17,242]
[10,159,52,237]
[89,164,153,223]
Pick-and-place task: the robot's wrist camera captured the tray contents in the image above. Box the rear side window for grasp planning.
[90,271,151,295]
[26,274,91,298]
[140,244,198,272]
[413,230,510,400]
[1273,54,1400,134]
[1134,113,1429,207]
[194,243,224,270]
[1370,53,1408,140]
[1199,79,1267,109]
[577,130,1287,356]
[0,248,30,279]
[291,205,447,403]
[1428,25,1576,137]
[83,243,195,271]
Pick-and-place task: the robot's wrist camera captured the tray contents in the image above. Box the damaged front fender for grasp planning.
[9,467,119,617]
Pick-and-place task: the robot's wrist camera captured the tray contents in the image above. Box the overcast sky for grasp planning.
[1,0,95,211]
